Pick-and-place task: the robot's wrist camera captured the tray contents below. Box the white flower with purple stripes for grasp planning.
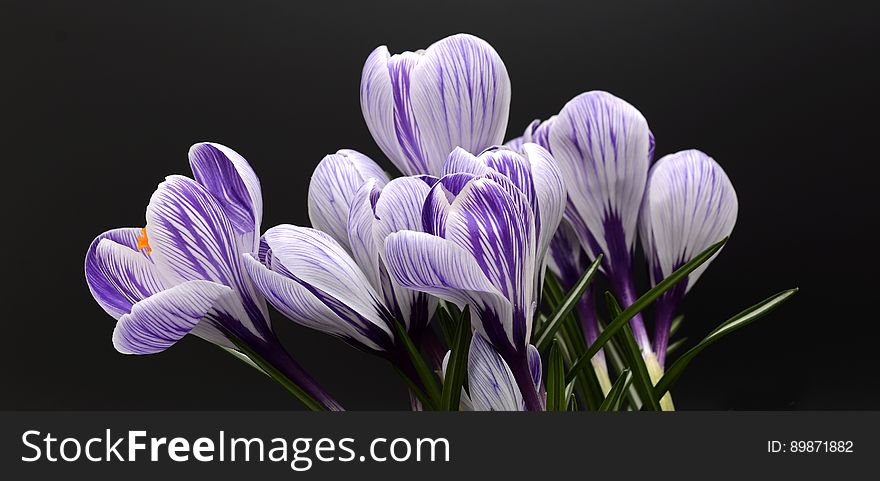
[383,146,566,411]
[85,143,341,410]
[360,33,511,177]
[640,149,738,367]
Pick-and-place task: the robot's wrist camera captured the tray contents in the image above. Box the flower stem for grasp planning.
[509,353,544,411]
[229,333,344,411]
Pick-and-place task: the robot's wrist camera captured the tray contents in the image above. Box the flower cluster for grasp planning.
[86,33,789,412]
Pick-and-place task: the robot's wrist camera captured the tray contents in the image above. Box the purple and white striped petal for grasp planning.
[348,177,439,332]
[442,145,566,272]
[308,150,389,251]
[243,253,390,351]
[145,175,269,337]
[640,150,737,290]
[383,230,513,342]
[360,34,511,177]
[85,228,166,319]
[249,225,394,351]
[112,280,232,355]
[502,136,524,150]
[522,116,556,150]
[468,333,524,411]
[188,143,262,253]
[421,172,475,237]
[445,176,537,349]
[548,91,653,275]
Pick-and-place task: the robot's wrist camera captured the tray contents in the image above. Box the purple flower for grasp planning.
[244,151,437,352]
[548,91,655,354]
[85,143,341,410]
[360,33,511,177]
[640,150,738,367]
[383,146,566,411]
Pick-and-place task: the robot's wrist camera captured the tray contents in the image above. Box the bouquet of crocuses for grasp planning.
[84,33,795,411]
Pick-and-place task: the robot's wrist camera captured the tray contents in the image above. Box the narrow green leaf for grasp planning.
[227,336,327,411]
[546,340,567,411]
[655,288,798,398]
[598,368,632,411]
[391,320,442,405]
[665,337,688,357]
[440,306,472,411]
[535,255,602,352]
[436,304,459,348]
[565,238,728,384]
[669,314,685,337]
[604,292,660,411]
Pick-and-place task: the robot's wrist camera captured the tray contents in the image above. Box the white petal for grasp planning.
[640,150,737,291]
[468,333,524,411]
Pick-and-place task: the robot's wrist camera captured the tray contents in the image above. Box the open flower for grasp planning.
[640,150,738,366]
[383,146,565,411]
[85,143,341,410]
[360,33,511,177]
[548,91,655,354]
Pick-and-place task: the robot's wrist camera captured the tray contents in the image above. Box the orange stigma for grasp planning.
[136,227,152,254]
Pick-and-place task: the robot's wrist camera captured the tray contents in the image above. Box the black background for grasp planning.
[3,0,877,410]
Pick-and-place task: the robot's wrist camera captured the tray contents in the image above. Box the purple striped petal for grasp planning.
[243,253,391,351]
[308,150,389,251]
[640,150,738,291]
[548,91,653,276]
[445,176,536,348]
[349,177,439,332]
[528,344,542,388]
[85,228,166,319]
[442,145,566,272]
[252,225,394,351]
[468,333,524,411]
[421,172,475,237]
[502,136,524,150]
[188,143,262,252]
[145,175,269,336]
[372,178,438,331]
[383,230,512,343]
[522,116,556,151]
[112,280,232,355]
[360,34,510,176]
[347,179,385,291]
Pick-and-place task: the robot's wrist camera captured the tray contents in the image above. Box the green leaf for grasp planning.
[669,314,685,337]
[604,292,660,411]
[546,340,567,411]
[665,337,688,357]
[565,237,728,384]
[598,368,632,411]
[391,319,442,406]
[655,288,798,399]
[440,306,472,411]
[227,336,327,411]
[535,255,602,352]
[436,304,460,348]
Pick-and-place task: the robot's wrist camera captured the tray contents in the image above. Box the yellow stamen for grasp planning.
[136,227,152,254]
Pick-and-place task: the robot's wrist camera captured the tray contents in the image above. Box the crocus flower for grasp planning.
[383,146,566,411]
[85,143,341,410]
[443,334,542,411]
[360,33,511,177]
[639,150,738,367]
[243,152,439,389]
[548,91,655,355]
